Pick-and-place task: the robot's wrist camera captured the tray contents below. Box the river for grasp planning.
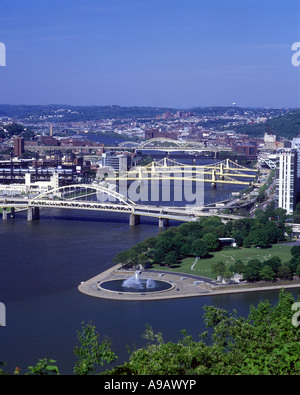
[0,159,299,374]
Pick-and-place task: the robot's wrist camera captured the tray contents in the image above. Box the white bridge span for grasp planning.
[0,184,244,226]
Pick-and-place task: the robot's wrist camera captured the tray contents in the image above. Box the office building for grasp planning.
[276,149,298,214]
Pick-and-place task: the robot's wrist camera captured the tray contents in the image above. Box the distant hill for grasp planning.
[0,104,287,122]
[0,105,299,140]
[0,104,175,122]
[228,109,300,140]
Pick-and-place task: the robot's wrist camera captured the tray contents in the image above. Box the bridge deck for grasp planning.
[0,197,244,222]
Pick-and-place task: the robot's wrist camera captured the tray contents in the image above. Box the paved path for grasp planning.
[78,265,300,301]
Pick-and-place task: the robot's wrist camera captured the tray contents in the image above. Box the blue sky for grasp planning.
[0,0,299,108]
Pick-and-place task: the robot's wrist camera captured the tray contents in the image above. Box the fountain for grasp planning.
[122,270,157,290]
[122,270,143,289]
[99,269,173,293]
[146,278,156,289]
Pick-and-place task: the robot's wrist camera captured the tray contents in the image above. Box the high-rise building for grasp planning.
[276,149,298,214]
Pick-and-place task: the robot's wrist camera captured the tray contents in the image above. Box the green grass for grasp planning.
[151,244,293,279]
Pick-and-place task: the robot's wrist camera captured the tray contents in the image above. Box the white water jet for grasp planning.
[146,278,156,289]
[122,270,143,289]
[122,270,156,290]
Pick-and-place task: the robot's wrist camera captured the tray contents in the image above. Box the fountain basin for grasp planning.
[99,278,173,293]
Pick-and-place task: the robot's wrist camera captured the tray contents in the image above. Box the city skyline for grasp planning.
[0,0,299,109]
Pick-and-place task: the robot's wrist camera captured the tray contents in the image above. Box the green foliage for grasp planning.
[229,259,245,274]
[113,209,290,274]
[105,290,300,375]
[230,109,300,139]
[73,321,117,375]
[191,239,209,258]
[139,155,153,166]
[0,363,9,375]
[202,232,220,251]
[26,359,59,375]
[212,261,226,277]
[259,265,276,282]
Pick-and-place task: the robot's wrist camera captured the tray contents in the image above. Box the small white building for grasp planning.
[218,238,236,247]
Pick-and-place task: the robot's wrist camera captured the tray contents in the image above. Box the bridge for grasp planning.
[111,137,232,154]
[0,184,245,227]
[106,157,257,187]
[24,137,232,154]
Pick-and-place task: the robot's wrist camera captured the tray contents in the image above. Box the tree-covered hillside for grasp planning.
[0,122,34,139]
[229,109,300,140]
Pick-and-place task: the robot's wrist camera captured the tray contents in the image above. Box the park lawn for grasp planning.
[151,244,293,279]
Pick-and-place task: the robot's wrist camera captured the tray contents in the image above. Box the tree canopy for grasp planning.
[104,289,300,375]
[113,207,289,271]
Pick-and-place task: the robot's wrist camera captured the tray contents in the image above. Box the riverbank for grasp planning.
[78,264,300,301]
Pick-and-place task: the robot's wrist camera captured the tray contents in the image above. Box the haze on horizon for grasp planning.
[0,0,299,109]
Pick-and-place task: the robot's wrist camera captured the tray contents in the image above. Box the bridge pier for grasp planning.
[2,207,7,221]
[2,207,16,220]
[27,206,40,222]
[129,214,140,226]
[159,218,169,228]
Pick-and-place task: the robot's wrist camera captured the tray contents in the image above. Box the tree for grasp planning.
[287,255,300,276]
[277,265,292,280]
[243,260,263,282]
[74,321,117,375]
[179,236,194,257]
[202,232,220,251]
[191,239,209,258]
[264,256,281,275]
[242,236,251,248]
[137,253,148,267]
[152,237,175,264]
[142,236,158,249]
[259,266,276,282]
[6,122,25,137]
[243,265,259,282]
[127,249,140,266]
[140,155,152,166]
[249,228,270,248]
[113,250,131,266]
[178,221,203,238]
[164,251,178,267]
[223,269,234,283]
[105,290,300,375]
[172,234,188,257]
[212,261,226,278]
[291,245,300,258]
[231,260,245,274]
[113,249,139,267]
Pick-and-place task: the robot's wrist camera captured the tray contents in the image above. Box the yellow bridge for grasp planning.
[106,157,257,187]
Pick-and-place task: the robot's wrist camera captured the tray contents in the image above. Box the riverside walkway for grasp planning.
[78,265,300,301]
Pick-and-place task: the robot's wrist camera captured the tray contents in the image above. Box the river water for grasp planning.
[1,158,299,375]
